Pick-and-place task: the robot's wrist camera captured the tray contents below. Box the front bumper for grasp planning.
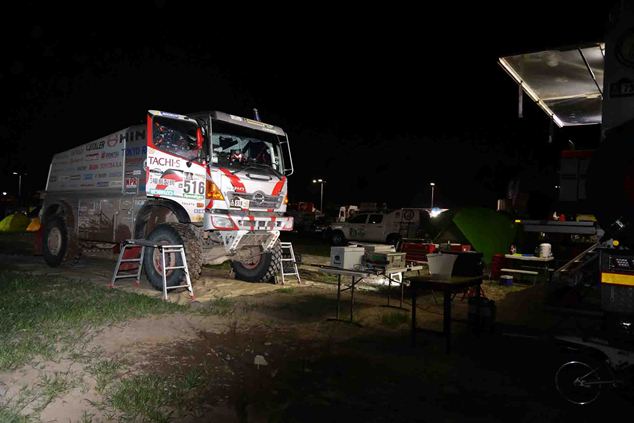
[203,211,293,254]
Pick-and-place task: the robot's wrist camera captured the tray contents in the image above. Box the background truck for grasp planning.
[40,110,294,288]
[328,208,429,246]
[499,1,634,317]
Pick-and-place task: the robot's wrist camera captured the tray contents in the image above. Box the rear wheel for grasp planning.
[231,241,281,283]
[42,216,77,267]
[143,223,202,290]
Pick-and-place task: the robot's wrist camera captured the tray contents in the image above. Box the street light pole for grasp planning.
[312,179,326,212]
[12,172,26,198]
[430,182,435,209]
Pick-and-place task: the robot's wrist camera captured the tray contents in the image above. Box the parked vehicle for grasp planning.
[328,208,429,246]
[41,110,294,288]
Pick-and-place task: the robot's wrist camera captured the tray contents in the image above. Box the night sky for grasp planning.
[0,1,614,216]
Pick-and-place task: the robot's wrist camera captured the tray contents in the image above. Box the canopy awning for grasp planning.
[499,43,604,127]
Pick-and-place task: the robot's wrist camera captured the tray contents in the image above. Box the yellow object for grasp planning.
[26,217,41,232]
[613,240,620,247]
[576,214,597,222]
[601,272,634,286]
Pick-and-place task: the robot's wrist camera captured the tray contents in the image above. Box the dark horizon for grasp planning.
[0,1,614,217]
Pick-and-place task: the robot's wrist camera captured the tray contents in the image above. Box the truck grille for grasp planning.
[227,191,282,209]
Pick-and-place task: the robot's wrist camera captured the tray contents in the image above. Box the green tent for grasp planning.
[0,212,31,233]
[453,207,517,264]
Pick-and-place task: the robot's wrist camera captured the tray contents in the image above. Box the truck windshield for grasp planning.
[211,121,283,175]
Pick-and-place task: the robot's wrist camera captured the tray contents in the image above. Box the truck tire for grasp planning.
[231,241,281,283]
[143,223,203,290]
[331,230,347,246]
[42,215,77,267]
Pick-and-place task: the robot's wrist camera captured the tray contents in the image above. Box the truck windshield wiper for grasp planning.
[234,161,282,178]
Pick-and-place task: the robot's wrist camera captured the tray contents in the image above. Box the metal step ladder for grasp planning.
[110,239,194,301]
[552,242,600,286]
[280,242,301,284]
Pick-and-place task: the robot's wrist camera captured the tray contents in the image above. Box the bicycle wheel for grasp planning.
[555,360,602,405]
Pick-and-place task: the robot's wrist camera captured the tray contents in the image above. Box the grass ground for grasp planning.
[0,233,631,422]
[0,272,183,370]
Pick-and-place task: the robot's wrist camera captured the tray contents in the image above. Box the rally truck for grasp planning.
[40,110,294,288]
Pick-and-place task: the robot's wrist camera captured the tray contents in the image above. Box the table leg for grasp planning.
[336,275,341,320]
[350,276,355,321]
[444,290,452,353]
[411,285,417,347]
[475,282,481,337]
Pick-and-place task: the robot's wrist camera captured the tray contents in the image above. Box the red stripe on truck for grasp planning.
[219,168,246,193]
[272,176,286,196]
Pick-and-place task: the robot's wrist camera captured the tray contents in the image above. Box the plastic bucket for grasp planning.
[499,274,513,286]
[427,253,458,277]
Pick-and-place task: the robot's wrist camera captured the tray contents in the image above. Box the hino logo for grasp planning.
[253,191,265,204]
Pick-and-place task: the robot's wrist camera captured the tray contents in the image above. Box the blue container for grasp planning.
[499,274,513,286]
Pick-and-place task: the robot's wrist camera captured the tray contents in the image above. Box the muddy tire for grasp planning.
[231,241,281,283]
[42,215,77,267]
[143,223,203,290]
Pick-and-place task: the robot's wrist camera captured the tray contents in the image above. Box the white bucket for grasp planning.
[538,243,552,258]
[427,253,458,277]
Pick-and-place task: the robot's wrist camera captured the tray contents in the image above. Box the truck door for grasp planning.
[345,213,369,240]
[364,213,386,242]
[146,110,207,223]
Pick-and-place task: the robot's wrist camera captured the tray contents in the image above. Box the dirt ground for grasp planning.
[0,243,632,422]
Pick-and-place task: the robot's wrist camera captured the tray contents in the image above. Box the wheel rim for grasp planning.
[151,240,177,276]
[47,227,62,256]
[240,249,263,270]
[555,361,602,405]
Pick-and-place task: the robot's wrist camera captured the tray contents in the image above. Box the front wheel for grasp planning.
[231,241,281,283]
[143,223,203,291]
[555,360,602,406]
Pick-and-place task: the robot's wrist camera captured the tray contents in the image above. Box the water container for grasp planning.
[490,253,506,280]
[427,253,458,277]
[538,243,552,258]
[499,274,513,286]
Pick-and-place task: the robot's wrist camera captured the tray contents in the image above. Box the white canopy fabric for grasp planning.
[499,43,604,127]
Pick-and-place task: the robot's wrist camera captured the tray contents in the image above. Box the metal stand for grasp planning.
[110,239,194,301]
[280,242,301,284]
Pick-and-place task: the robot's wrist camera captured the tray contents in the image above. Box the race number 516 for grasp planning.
[184,180,205,195]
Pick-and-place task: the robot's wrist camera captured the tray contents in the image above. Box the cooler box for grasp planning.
[330,246,365,270]
[399,241,437,263]
[364,251,407,270]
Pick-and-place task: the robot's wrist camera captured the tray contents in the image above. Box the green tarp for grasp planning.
[453,208,516,265]
[0,213,30,233]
